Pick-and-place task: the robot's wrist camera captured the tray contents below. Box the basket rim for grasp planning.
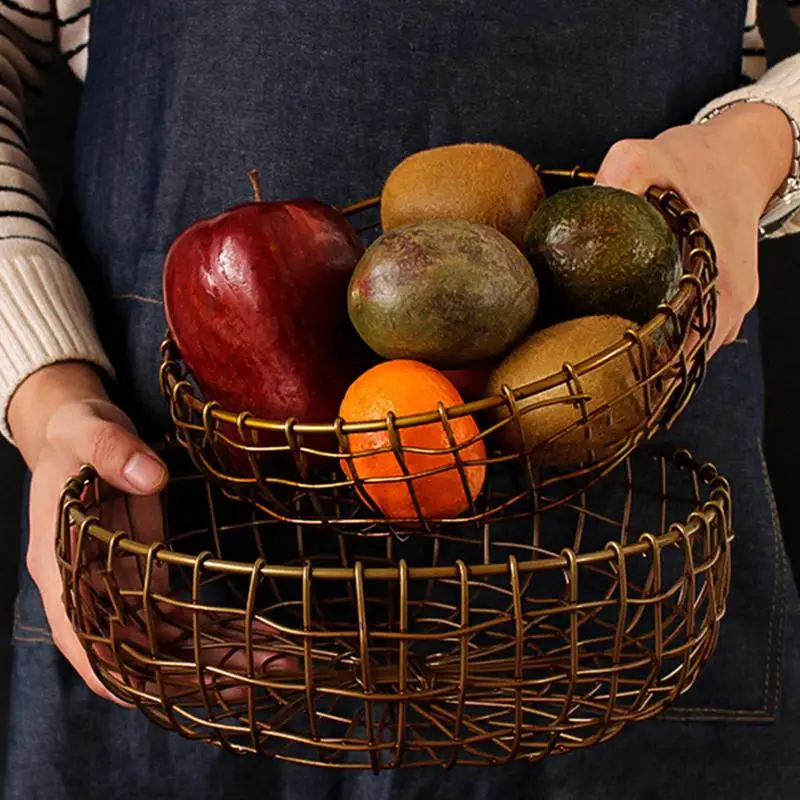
[159,167,716,436]
[63,450,731,582]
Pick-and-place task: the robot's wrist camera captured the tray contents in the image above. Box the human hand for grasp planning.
[10,362,289,706]
[9,362,169,702]
[595,102,793,355]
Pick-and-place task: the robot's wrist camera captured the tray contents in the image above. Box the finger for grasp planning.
[101,493,169,594]
[711,311,742,358]
[723,322,744,348]
[710,244,756,357]
[708,305,731,359]
[97,612,297,703]
[30,402,165,704]
[48,596,135,708]
[151,610,298,676]
[595,139,673,196]
[49,404,167,496]
[129,494,169,592]
[28,455,133,707]
[75,493,168,686]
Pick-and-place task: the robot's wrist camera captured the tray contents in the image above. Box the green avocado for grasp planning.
[524,186,681,324]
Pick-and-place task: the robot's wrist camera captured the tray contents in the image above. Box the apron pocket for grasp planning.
[658,441,788,723]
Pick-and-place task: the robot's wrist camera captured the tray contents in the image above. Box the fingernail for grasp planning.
[123,452,167,493]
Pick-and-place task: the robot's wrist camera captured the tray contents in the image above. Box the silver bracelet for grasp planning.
[700,98,800,238]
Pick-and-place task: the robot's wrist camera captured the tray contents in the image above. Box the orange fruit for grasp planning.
[339,360,486,520]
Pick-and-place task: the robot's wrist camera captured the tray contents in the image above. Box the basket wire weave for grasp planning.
[158,168,719,531]
[58,447,732,769]
[57,166,728,769]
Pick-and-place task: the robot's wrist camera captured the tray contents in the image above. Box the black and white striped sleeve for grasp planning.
[0,0,112,441]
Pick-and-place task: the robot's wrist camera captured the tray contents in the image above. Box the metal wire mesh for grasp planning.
[58,447,732,769]
[159,169,718,528]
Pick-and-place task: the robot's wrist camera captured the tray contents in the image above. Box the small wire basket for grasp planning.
[57,446,732,769]
[159,168,718,531]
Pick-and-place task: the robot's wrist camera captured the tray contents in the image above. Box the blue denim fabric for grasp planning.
[7,1,800,797]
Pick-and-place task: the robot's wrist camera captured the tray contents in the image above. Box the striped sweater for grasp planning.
[0,0,799,439]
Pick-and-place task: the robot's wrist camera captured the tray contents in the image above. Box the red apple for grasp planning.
[163,174,366,426]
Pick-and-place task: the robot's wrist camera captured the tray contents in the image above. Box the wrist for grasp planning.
[9,361,110,469]
[699,102,794,213]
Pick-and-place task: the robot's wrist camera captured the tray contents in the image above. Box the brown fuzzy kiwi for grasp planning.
[487,315,649,467]
[381,143,544,247]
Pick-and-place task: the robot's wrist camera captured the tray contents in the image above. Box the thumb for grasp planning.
[49,400,167,495]
[595,139,672,195]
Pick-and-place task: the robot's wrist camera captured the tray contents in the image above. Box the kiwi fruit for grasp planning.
[381,143,544,247]
[487,315,648,467]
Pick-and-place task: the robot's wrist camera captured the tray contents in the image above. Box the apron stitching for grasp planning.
[760,437,784,713]
[13,622,51,634]
[12,633,54,645]
[758,447,779,710]
[111,293,163,305]
[13,602,51,635]
[658,713,776,723]
[660,440,783,721]
[665,708,769,719]
[773,528,789,720]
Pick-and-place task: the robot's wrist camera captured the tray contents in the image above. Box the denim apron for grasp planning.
[6,1,800,798]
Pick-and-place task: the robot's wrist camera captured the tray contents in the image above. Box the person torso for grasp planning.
[40,4,800,797]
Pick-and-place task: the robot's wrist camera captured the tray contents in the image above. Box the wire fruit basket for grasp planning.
[159,168,718,531]
[57,166,729,769]
[58,446,732,769]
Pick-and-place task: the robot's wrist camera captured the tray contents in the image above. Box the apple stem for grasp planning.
[247,169,263,202]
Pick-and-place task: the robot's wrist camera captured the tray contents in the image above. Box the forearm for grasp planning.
[689,102,793,214]
[0,245,113,440]
[694,52,800,237]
